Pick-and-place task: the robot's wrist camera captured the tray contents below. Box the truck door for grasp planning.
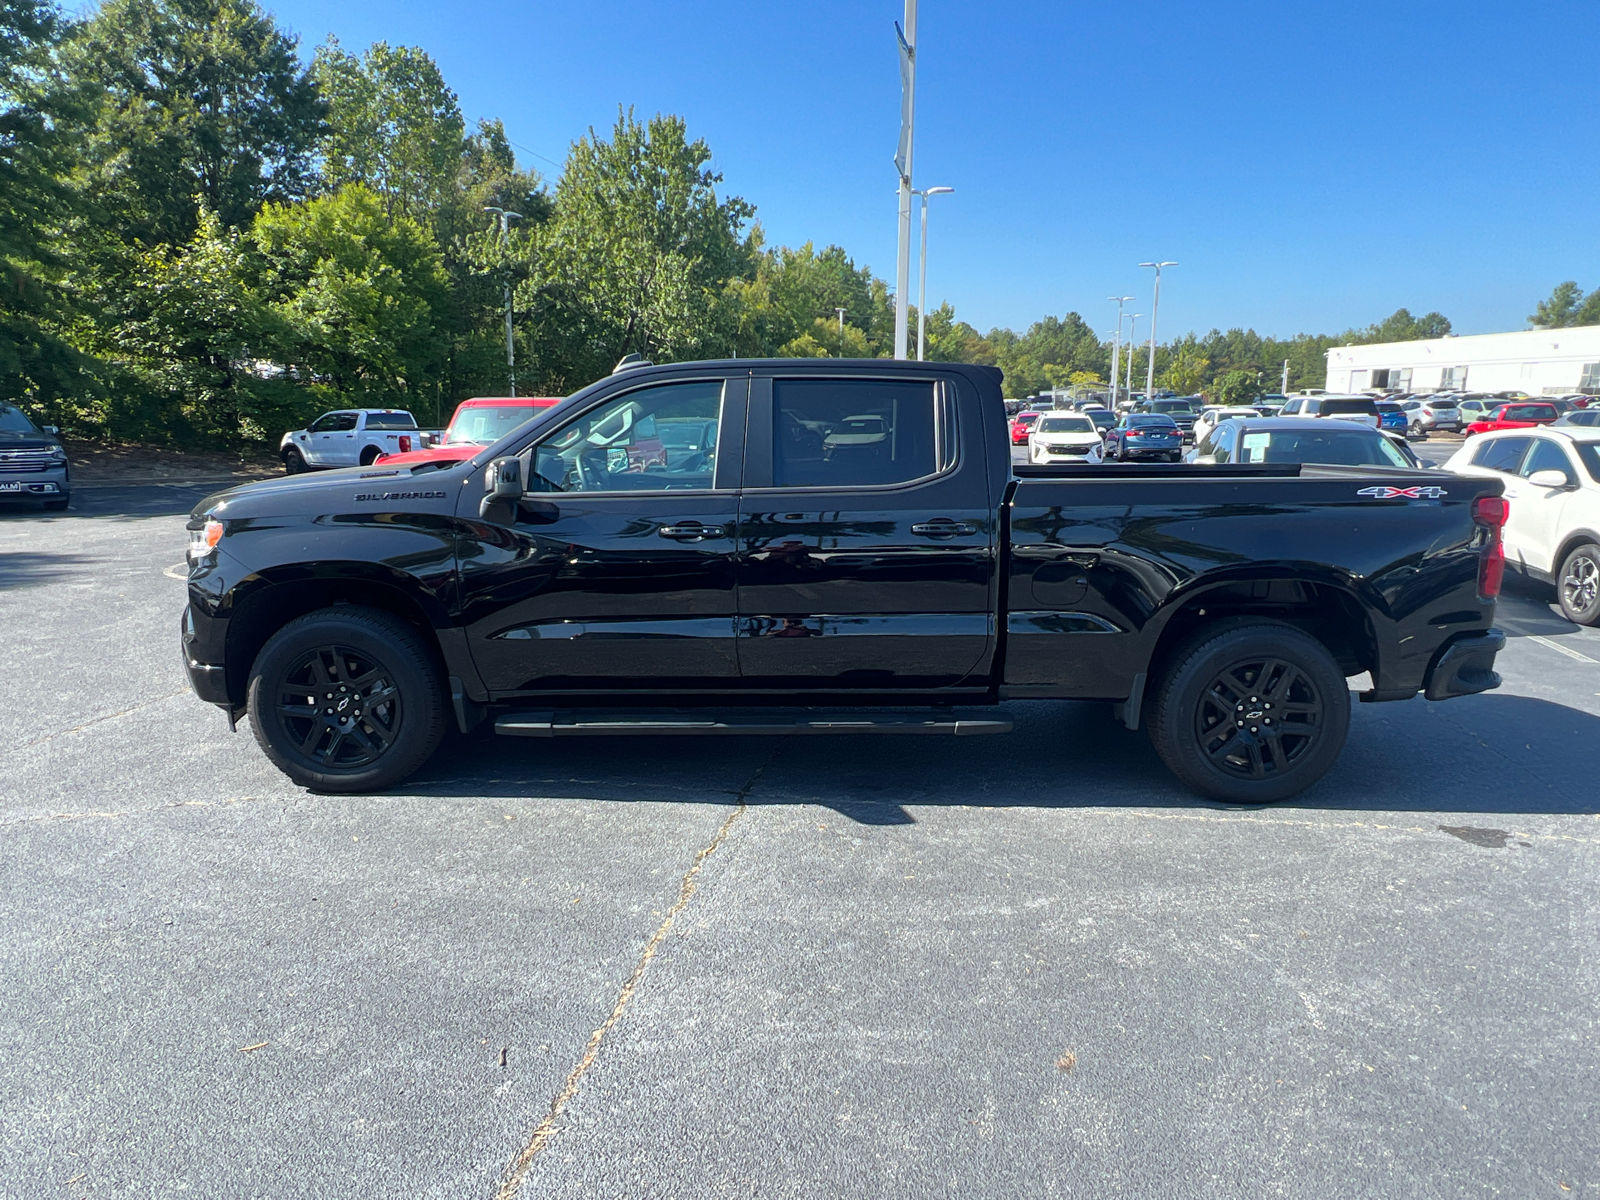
[309,411,358,465]
[735,372,996,691]
[457,375,747,694]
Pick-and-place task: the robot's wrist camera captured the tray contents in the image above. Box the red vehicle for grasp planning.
[1464,401,1561,436]
[1009,410,1042,445]
[374,396,562,468]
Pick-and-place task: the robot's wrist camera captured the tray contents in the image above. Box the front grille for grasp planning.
[0,449,56,473]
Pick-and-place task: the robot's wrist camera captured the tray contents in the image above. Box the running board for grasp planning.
[493,707,1013,738]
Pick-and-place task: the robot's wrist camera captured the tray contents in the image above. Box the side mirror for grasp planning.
[1528,469,1574,490]
[479,455,523,518]
[43,425,59,436]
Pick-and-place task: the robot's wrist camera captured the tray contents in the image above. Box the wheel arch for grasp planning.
[1551,529,1600,578]
[1144,571,1382,688]
[224,565,447,709]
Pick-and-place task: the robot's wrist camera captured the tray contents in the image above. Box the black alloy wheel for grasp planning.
[1559,543,1600,626]
[1148,620,1349,803]
[283,447,307,474]
[275,644,402,769]
[248,607,447,792]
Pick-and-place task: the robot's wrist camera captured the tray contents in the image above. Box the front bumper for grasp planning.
[0,466,68,497]
[180,605,230,706]
[1423,629,1505,701]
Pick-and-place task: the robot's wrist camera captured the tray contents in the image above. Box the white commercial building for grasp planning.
[1323,326,1600,396]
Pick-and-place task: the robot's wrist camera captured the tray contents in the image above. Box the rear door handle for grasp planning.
[911,520,978,537]
[659,523,727,541]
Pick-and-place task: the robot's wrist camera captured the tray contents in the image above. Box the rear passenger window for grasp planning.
[773,380,945,488]
[1520,439,1577,485]
[1471,437,1532,474]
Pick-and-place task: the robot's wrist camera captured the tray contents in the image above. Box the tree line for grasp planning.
[0,0,1476,448]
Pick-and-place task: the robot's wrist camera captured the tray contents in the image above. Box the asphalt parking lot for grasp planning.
[2,474,1597,1199]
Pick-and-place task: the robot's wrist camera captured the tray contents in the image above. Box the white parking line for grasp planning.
[1501,619,1600,664]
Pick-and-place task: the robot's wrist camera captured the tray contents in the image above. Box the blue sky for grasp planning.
[256,0,1599,341]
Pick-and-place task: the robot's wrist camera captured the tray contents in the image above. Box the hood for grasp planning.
[0,431,61,450]
[192,459,474,521]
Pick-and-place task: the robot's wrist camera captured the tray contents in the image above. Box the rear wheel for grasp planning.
[1148,621,1350,804]
[283,447,307,474]
[1558,543,1600,626]
[247,607,447,792]
[359,445,382,466]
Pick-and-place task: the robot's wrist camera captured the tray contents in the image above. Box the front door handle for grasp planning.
[659,523,727,541]
[911,520,978,537]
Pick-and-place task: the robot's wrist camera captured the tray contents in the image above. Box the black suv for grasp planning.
[0,404,69,510]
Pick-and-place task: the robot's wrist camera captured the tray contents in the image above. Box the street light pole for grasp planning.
[893,0,918,359]
[1107,295,1134,409]
[1281,358,1290,395]
[1138,261,1177,401]
[1125,314,1141,401]
[485,206,523,395]
[836,307,847,357]
[913,186,954,361]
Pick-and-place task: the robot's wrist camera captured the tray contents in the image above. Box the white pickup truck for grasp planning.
[279,409,443,473]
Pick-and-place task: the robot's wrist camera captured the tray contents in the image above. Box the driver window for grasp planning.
[528,380,723,493]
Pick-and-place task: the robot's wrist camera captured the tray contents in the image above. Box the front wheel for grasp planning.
[283,447,307,474]
[1558,543,1600,626]
[247,607,448,792]
[43,493,69,511]
[1147,621,1350,804]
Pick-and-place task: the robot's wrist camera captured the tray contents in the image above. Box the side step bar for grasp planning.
[494,707,1013,738]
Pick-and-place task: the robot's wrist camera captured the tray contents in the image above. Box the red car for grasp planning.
[1464,401,1561,436]
[375,396,563,468]
[1010,411,1042,445]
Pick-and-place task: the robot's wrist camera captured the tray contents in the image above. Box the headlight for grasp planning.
[47,445,66,461]
[188,518,224,560]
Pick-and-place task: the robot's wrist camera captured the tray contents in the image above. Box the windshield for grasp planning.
[1237,427,1410,467]
[1036,416,1095,434]
[446,404,542,445]
[363,411,418,430]
[1128,415,1179,429]
[0,405,40,434]
[1014,412,1040,425]
[1151,400,1192,413]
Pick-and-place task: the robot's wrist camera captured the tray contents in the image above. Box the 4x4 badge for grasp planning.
[1357,485,1448,500]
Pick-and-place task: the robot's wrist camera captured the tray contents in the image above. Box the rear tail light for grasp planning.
[398,435,412,453]
[1474,495,1508,599]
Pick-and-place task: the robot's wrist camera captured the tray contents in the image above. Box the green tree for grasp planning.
[1530,281,1587,329]
[251,184,450,411]
[64,0,323,246]
[85,210,298,444]
[524,109,753,389]
[314,39,465,222]
[1215,368,1264,406]
[0,0,95,420]
[1164,342,1210,394]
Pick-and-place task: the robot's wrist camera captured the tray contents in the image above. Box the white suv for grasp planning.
[1444,427,1600,624]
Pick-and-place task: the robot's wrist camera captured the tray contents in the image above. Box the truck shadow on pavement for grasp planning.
[404,692,1600,825]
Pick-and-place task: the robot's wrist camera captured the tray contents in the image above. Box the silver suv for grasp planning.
[1407,396,1463,434]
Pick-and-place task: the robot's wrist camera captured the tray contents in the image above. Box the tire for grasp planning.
[1558,542,1600,626]
[246,607,448,793]
[43,494,69,511]
[1147,620,1350,804]
[359,445,382,467]
[283,447,307,474]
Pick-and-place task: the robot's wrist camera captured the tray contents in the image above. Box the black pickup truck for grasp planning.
[181,359,1507,803]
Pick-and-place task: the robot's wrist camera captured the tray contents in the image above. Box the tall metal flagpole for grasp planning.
[893,0,917,360]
